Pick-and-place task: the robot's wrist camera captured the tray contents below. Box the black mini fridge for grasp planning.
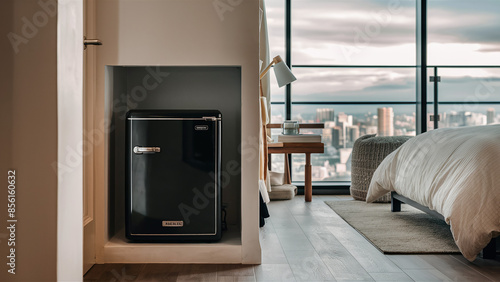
[126,110,222,242]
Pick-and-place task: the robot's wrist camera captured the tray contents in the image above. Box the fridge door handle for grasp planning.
[133,146,161,154]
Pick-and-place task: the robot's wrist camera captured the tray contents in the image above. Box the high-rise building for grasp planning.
[322,128,333,146]
[332,126,341,148]
[337,121,351,147]
[447,111,464,127]
[360,125,378,136]
[487,108,495,124]
[322,122,336,144]
[377,107,394,136]
[337,112,353,126]
[316,108,335,123]
[464,111,486,126]
[346,125,360,144]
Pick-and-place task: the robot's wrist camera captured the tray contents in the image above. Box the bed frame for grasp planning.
[391,192,497,259]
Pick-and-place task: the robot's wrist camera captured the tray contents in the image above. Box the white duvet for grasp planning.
[366,125,500,261]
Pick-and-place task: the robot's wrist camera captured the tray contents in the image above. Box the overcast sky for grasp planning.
[265,0,500,105]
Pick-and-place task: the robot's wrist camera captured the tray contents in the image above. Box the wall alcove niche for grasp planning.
[103,66,244,262]
[87,0,261,265]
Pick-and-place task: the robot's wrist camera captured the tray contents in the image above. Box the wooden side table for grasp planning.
[267,142,324,202]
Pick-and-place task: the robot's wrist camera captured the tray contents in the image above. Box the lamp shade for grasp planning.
[273,61,297,88]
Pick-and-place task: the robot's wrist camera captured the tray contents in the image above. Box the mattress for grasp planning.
[366,125,500,261]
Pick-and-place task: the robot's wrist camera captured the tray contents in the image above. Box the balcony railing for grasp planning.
[269,65,500,185]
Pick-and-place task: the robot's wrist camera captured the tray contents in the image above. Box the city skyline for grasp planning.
[273,107,499,130]
[272,107,499,182]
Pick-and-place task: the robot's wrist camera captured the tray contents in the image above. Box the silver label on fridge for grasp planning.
[162,221,184,227]
[195,125,209,131]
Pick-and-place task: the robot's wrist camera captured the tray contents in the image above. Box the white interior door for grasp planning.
[57,0,84,280]
[83,0,97,274]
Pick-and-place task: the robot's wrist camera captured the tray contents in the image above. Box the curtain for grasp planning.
[260,0,271,106]
[259,0,271,203]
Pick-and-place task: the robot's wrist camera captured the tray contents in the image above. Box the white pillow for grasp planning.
[269,171,284,186]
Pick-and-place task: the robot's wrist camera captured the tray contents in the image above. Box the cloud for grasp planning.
[291,1,416,47]
[290,71,500,103]
[440,76,500,83]
[266,0,500,60]
[291,70,416,102]
[363,83,414,91]
[429,17,500,45]
[293,68,414,85]
[479,46,500,52]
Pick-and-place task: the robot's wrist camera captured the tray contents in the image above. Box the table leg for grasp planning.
[305,153,312,202]
[284,154,291,184]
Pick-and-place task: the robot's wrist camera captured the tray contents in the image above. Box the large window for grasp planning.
[426,1,500,130]
[266,0,500,185]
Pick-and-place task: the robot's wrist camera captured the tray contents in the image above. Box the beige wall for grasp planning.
[0,0,58,281]
[0,1,13,181]
[0,3,14,280]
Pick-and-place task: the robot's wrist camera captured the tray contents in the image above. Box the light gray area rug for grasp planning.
[325,199,460,254]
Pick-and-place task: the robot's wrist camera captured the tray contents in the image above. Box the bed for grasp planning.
[366,125,500,261]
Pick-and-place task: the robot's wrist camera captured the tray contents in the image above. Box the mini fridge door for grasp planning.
[126,110,221,241]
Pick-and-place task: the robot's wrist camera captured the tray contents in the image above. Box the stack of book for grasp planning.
[277,134,322,143]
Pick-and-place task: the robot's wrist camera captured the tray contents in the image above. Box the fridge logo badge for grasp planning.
[195,125,209,131]
[162,221,184,227]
